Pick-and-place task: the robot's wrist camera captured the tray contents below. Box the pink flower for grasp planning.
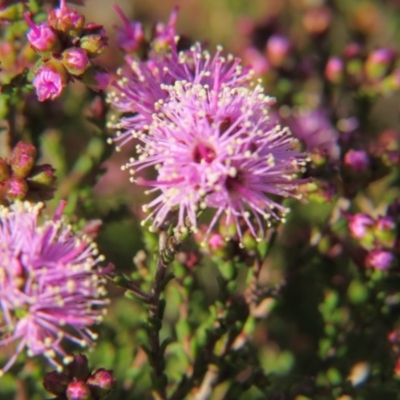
[33,66,65,102]
[25,13,58,52]
[0,201,113,375]
[126,81,307,240]
[109,42,251,149]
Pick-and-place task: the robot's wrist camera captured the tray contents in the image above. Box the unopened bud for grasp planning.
[365,48,396,82]
[49,6,85,37]
[87,368,115,398]
[0,2,25,23]
[303,6,331,35]
[66,354,90,381]
[27,164,56,186]
[10,141,36,178]
[66,381,91,400]
[266,35,291,68]
[25,13,59,53]
[344,149,369,173]
[62,47,89,76]
[366,249,394,270]
[43,371,70,396]
[79,34,107,58]
[325,57,343,84]
[6,177,28,200]
[33,62,68,102]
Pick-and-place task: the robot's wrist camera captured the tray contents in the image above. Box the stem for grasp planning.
[148,231,171,400]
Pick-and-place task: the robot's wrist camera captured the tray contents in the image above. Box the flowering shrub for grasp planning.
[0,1,400,399]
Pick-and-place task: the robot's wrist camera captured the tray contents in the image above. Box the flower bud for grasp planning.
[365,48,396,82]
[366,249,394,270]
[43,371,70,396]
[24,13,59,53]
[303,6,331,35]
[87,368,115,399]
[79,35,107,58]
[348,213,374,247]
[49,5,85,37]
[66,354,90,381]
[266,35,291,68]
[27,164,56,186]
[6,177,28,200]
[0,2,25,24]
[66,381,91,400]
[374,216,396,248]
[62,47,89,76]
[10,141,36,178]
[325,57,343,84]
[81,66,109,91]
[0,158,10,182]
[33,63,67,102]
[344,149,369,173]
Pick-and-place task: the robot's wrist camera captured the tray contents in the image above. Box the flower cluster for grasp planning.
[0,201,113,375]
[25,0,108,101]
[347,210,398,270]
[0,141,56,203]
[109,10,308,242]
[43,354,115,400]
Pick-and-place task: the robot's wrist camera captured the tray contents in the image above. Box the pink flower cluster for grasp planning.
[0,201,113,375]
[347,212,397,270]
[109,9,308,242]
[25,0,108,102]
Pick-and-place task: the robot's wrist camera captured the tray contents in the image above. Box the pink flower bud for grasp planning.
[344,149,370,172]
[266,35,291,67]
[25,13,59,52]
[365,48,396,81]
[348,213,374,239]
[49,1,85,36]
[10,141,37,178]
[87,368,115,398]
[62,47,89,75]
[6,177,28,200]
[66,354,90,381]
[325,57,343,84]
[66,381,91,400]
[33,66,65,102]
[43,371,70,396]
[366,249,394,270]
[303,6,331,35]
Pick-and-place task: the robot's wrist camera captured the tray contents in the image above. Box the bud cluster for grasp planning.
[0,141,56,202]
[325,45,400,94]
[25,0,108,102]
[43,354,116,400]
[347,211,398,270]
